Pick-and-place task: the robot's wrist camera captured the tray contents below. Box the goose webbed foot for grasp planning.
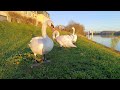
[33,60,40,63]
[31,60,41,68]
[42,54,51,63]
[31,59,44,68]
[31,55,43,68]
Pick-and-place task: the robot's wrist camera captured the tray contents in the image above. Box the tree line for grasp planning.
[55,20,85,36]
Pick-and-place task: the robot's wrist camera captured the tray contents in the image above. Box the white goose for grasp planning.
[52,29,76,48]
[52,29,60,40]
[29,20,54,64]
[69,27,77,44]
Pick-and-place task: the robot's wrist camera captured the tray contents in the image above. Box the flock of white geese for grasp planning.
[28,20,77,67]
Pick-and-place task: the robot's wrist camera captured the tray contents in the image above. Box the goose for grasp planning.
[52,29,76,48]
[69,27,77,44]
[52,29,60,40]
[28,20,54,65]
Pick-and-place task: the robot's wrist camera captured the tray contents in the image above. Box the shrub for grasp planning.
[37,22,42,27]
[8,12,37,26]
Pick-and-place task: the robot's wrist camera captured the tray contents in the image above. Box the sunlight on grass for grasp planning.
[0,21,120,79]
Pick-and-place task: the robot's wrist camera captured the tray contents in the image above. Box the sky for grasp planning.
[48,11,120,32]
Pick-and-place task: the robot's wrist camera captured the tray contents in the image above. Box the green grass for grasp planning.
[0,21,120,79]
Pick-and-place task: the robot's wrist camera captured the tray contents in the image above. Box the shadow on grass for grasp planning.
[1,45,120,79]
[0,47,37,79]
[1,46,75,79]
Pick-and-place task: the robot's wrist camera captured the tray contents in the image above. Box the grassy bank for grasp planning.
[0,21,120,79]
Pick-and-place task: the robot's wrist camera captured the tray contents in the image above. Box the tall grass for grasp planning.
[0,21,120,79]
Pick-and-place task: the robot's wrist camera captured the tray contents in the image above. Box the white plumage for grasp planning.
[52,30,76,48]
[69,27,77,44]
[29,20,54,63]
[52,29,60,40]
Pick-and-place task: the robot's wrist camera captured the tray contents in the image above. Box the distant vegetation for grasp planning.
[65,21,85,36]
[93,31,120,36]
[8,12,42,27]
[114,31,120,36]
[55,20,85,36]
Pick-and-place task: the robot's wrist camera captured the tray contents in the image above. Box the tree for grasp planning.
[65,20,85,35]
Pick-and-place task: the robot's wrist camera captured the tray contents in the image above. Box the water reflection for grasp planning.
[87,35,120,52]
[111,36,120,50]
[87,34,93,40]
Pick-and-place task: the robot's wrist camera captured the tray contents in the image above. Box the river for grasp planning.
[87,35,120,52]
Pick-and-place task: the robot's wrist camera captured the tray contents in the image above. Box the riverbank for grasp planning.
[86,35,120,54]
[0,22,120,79]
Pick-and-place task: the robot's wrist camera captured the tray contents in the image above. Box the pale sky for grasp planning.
[48,11,120,32]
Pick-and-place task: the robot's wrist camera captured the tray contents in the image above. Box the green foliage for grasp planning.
[0,21,120,79]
